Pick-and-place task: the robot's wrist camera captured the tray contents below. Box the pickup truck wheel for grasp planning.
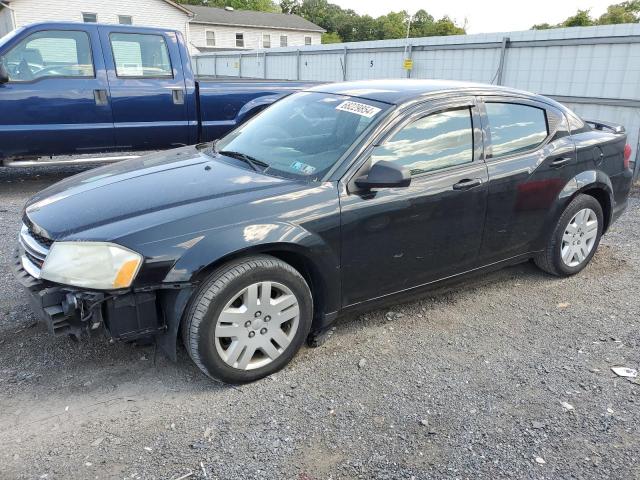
[181,255,312,384]
[534,194,603,276]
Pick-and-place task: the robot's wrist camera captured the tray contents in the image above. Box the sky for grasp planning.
[332,0,616,33]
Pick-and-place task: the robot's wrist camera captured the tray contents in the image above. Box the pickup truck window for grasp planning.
[485,103,548,159]
[371,108,474,175]
[214,92,389,181]
[3,30,94,82]
[110,33,172,78]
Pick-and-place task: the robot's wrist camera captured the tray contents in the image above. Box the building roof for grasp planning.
[187,5,325,33]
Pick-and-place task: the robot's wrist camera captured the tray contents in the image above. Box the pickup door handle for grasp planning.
[452,178,483,191]
[550,157,572,168]
[172,89,185,105]
[94,89,109,106]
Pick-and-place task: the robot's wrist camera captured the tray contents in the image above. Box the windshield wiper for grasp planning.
[218,150,269,172]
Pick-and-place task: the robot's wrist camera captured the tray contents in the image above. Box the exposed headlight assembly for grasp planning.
[41,242,143,290]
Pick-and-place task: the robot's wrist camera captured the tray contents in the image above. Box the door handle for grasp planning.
[550,157,572,168]
[452,178,482,191]
[94,89,108,106]
[172,89,185,105]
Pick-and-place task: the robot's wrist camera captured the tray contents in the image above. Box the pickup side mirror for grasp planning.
[0,60,8,84]
[355,160,411,189]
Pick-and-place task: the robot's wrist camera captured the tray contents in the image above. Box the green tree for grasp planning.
[321,31,342,43]
[409,9,435,37]
[598,1,640,23]
[562,9,595,27]
[427,16,465,36]
[375,11,408,40]
[530,1,640,30]
[280,0,302,14]
[531,23,553,30]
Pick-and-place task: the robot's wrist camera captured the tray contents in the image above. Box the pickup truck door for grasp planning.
[0,25,114,158]
[339,98,488,306]
[98,27,189,150]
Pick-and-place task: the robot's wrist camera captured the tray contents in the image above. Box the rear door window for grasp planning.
[3,30,94,82]
[485,103,548,158]
[109,33,172,78]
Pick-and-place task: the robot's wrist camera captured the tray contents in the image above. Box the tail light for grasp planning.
[623,144,631,170]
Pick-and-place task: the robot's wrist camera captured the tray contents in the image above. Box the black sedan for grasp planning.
[14,80,635,383]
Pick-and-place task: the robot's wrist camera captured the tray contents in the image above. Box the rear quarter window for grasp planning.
[486,103,548,159]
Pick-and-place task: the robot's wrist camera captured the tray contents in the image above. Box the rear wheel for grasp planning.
[182,255,312,384]
[534,194,603,276]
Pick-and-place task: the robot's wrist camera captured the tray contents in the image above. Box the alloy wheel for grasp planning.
[560,208,598,267]
[214,281,300,370]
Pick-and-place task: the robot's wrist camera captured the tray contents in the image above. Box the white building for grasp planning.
[187,5,324,52]
[0,0,193,43]
[0,1,324,53]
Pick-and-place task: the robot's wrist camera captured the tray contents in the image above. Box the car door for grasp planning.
[98,28,189,150]
[339,97,488,306]
[0,25,114,158]
[477,97,577,264]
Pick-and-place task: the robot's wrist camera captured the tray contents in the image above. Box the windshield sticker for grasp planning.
[290,161,317,175]
[336,101,381,118]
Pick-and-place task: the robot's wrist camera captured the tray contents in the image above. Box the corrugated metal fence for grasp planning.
[194,24,640,176]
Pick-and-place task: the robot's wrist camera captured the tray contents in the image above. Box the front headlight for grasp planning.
[41,242,143,290]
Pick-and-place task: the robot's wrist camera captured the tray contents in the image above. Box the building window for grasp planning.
[305,36,312,45]
[262,33,271,48]
[280,35,287,47]
[118,15,133,25]
[235,33,244,48]
[82,12,98,23]
[206,31,215,47]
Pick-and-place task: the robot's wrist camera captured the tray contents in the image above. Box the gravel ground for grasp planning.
[0,164,638,480]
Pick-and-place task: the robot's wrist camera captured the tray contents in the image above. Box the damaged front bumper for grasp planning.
[12,248,166,341]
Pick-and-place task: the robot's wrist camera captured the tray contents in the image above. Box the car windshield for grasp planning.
[212,91,390,181]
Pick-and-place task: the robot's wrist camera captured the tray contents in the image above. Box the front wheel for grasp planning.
[534,194,603,276]
[182,255,313,384]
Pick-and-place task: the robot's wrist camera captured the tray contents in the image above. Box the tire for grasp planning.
[534,194,603,277]
[181,255,313,384]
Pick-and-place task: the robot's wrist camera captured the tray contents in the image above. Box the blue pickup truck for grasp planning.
[0,22,314,163]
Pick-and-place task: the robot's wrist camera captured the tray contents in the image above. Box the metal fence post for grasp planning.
[262,50,267,78]
[296,49,301,80]
[342,46,348,81]
[496,36,510,85]
[238,54,242,78]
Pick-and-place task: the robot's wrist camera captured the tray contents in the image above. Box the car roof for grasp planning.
[307,79,548,106]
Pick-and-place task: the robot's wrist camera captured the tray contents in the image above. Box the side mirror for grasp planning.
[0,60,8,84]
[355,160,411,190]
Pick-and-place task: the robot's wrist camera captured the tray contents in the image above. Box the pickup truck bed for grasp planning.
[0,22,316,162]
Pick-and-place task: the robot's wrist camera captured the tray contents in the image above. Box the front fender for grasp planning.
[164,220,341,311]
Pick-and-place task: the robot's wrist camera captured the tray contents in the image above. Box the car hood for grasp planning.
[24,146,298,239]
